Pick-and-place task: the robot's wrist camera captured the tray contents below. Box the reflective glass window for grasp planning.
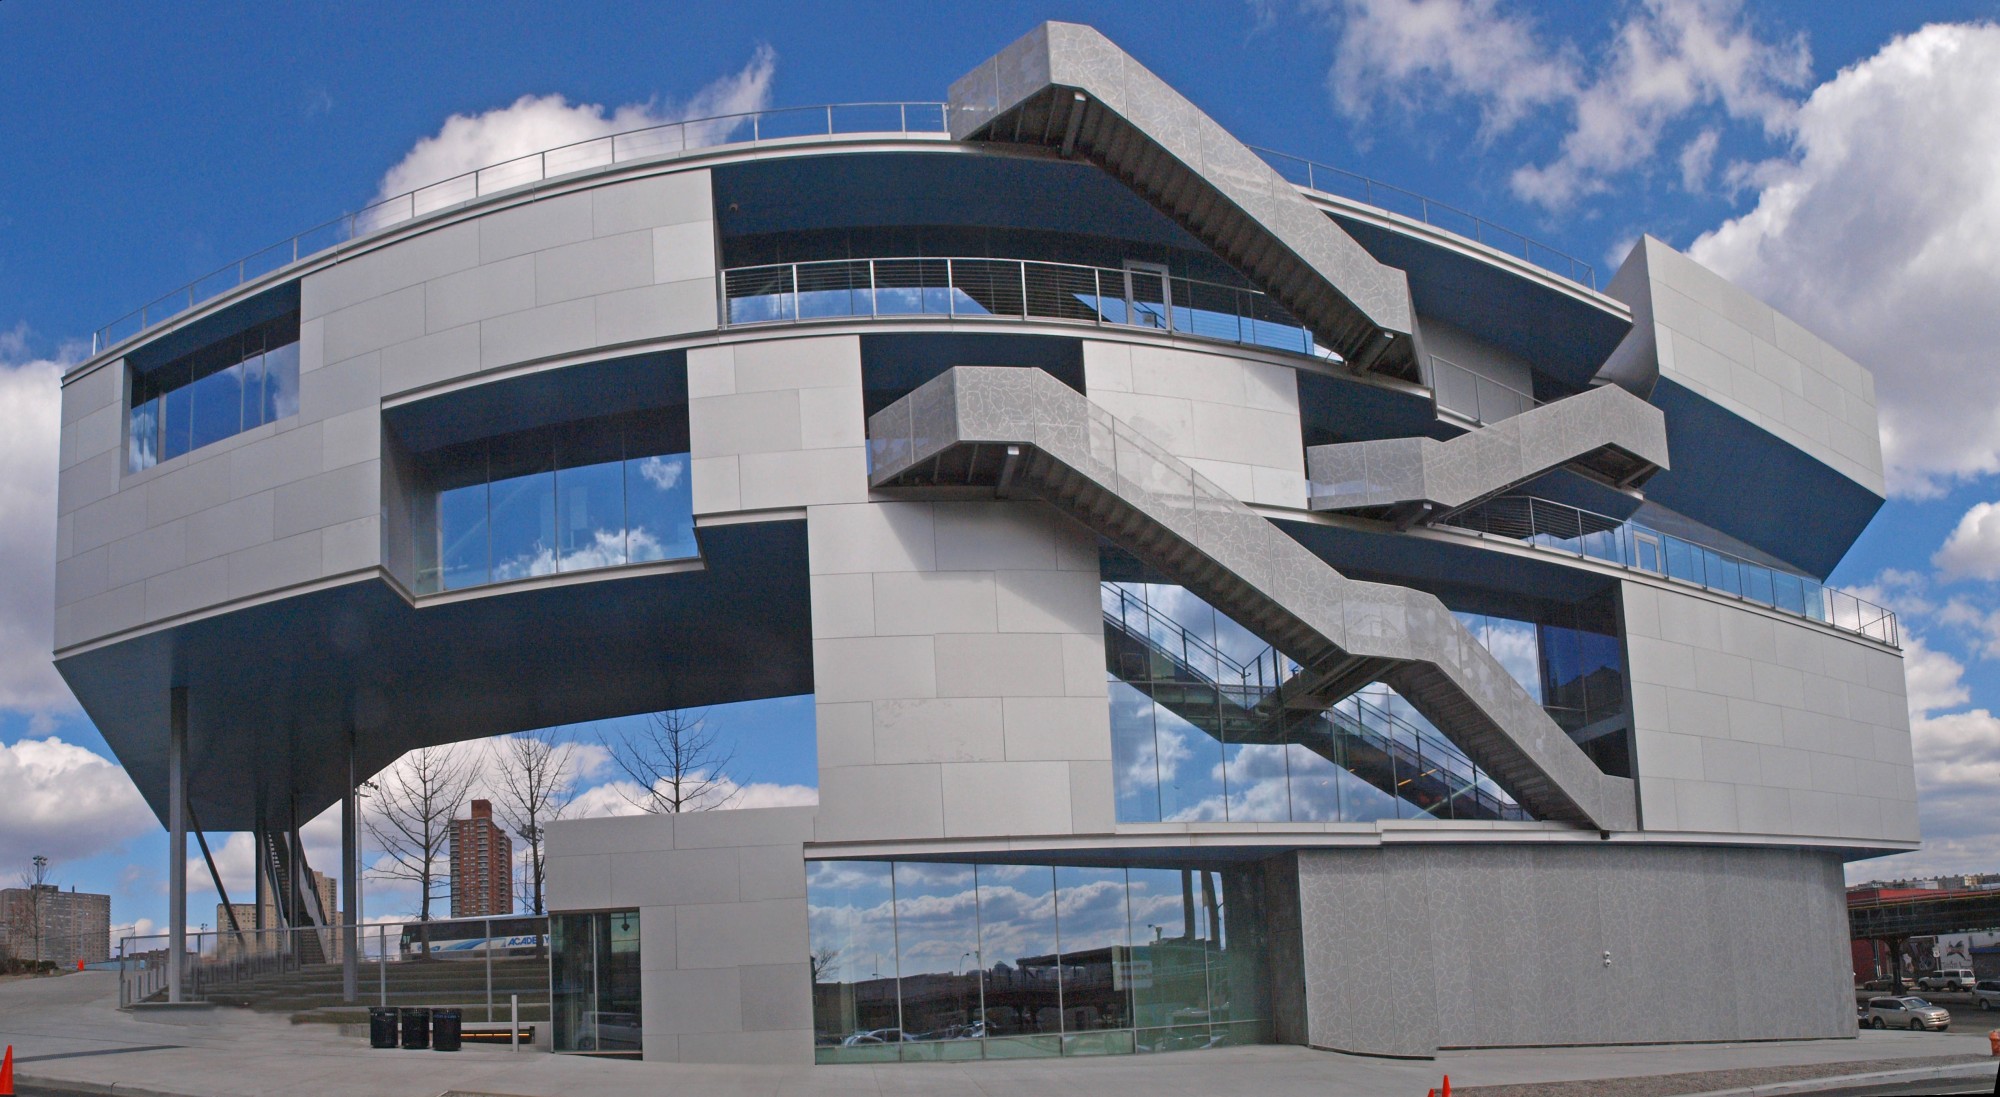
[807,859,1271,1063]
[262,341,301,423]
[414,413,695,595]
[892,863,984,1061]
[187,361,245,450]
[160,385,193,462]
[977,864,1062,1057]
[487,435,556,583]
[129,398,159,473]
[1103,548,1532,824]
[808,861,899,1063]
[1055,866,1133,1053]
[625,453,696,563]
[438,481,489,591]
[557,460,627,572]
[551,910,642,1056]
[1126,868,1212,1051]
[128,313,300,469]
[239,352,266,431]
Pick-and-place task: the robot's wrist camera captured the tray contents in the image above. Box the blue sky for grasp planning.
[4,1,2000,938]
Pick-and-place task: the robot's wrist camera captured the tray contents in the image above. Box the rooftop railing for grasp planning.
[1441,495,1900,647]
[88,101,1602,365]
[89,102,952,356]
[721,256,1332,359]
[1251,147,1598,291]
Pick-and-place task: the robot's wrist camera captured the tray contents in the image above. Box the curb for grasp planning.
[16,1072,206,1097]
[1677,1059,2000,1096]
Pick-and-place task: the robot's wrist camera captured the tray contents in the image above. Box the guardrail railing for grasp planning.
[1251,147,1598,291]
[90,103,951,356]
[721,256,1331,359]
[118,916,549,1016]
[1428,354,1539,425]
[1441,495,1899,647]
[88,105,1604,365]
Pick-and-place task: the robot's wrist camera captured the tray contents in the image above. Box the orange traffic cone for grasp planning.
[1442,1076,1451,1097]
[2,1043,15,1096]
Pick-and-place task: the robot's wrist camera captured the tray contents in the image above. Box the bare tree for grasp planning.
[603,707,738,813]
[491,729,578,917]
[809,943,842,984]
[364,746,479,959]
[17,855,50,973]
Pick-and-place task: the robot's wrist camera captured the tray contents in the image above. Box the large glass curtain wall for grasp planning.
[551,909,642,1056]
[808,860,1269,1063]
[413,413,697,593]
[1102,558,1531,823]
[129,314,301,473]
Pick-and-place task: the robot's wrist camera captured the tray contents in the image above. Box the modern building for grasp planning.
[2,886,111,970]
[55,20,1917,1067]
[450,799,514,917]
[214,868,340,960]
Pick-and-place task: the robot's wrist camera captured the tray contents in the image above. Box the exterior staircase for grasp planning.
[1307,382,1670,529]
[199,957,551,1025]
[868,366,1635,830]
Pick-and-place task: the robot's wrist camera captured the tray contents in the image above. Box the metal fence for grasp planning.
[721,256,1329,358]
[90,103,951,355]
[118,916,549,1015]
[1252,147,1599,290]
[1442,496,1900,646]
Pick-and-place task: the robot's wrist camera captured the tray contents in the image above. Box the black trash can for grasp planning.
[399,1006,432,1050]
[431,1008,462,1052]
[368,1006,398,1049]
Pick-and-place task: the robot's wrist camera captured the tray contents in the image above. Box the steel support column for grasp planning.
[341,727,359,1003]
[166,687,187,1003]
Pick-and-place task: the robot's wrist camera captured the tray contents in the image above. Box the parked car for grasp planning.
[1974,979,2000,1010]
[1918,968,1976,992]
[841,1028,907,1046]
[1864,996,1950,1031]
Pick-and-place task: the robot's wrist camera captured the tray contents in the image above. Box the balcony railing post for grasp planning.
[946,259,956,318]
[869,259,878,318]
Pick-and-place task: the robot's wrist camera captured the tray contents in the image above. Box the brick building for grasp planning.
[450,800,512,917]
[2,885,110,969]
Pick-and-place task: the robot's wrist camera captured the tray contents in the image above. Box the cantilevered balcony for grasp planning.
[720,256,1332,359]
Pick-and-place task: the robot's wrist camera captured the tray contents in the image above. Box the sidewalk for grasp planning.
[2,973,1992,1097]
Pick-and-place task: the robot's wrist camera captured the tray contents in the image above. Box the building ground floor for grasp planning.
[541,807,1859,1065]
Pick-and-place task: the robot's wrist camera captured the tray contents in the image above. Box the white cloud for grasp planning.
[0,329,82,711]
[1510,0,1807,207]
[1316,0,1579,135]
[375,46,776,202]
[1678,127,1720,191]
[1933,500,2000,580]
[1310,0,1808,208]
[1688,23,2000,497]
[0,736,154,864]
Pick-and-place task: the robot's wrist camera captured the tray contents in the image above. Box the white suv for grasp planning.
[1918,968,1975,992]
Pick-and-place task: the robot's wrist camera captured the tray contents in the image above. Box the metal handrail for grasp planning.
[1251,146,1598,290]
[1428,354,1540,425]
[1442,495,1900,647]
[88,102,952,357]
[1102,585,1527,820]
[118,916,549,1014]
[721,255,1330,359]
